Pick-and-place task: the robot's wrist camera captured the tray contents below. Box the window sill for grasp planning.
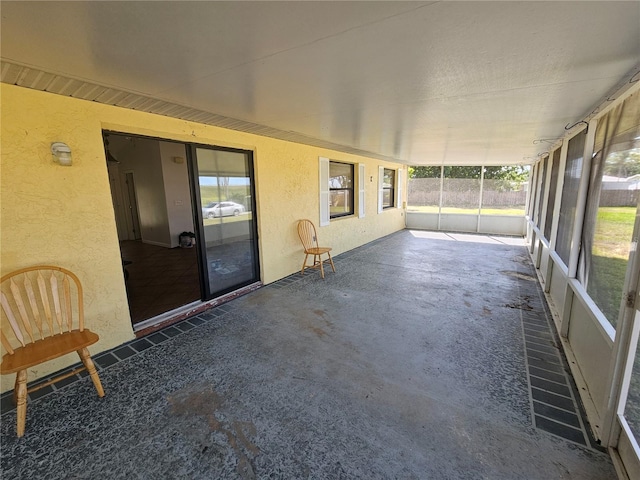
[330,214,355,221]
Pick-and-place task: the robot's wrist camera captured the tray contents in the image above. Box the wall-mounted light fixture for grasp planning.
[51,142,72,166]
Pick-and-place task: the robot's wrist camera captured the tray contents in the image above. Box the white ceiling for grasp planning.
[2,1,639,166]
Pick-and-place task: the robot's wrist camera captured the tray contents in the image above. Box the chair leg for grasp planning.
[327,252,336,273]
[301,253,309,275]
[78,348,105,398]
[15,370,27,438]
[318,254,325,278]
[13,375,19,405]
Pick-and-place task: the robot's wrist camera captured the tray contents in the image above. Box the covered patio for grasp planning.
[0,231,615,479]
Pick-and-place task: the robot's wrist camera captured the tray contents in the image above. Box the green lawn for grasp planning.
[407,205,525,216]
[588,207,636,328]
[330,206,352,215]
[200,185,250,206]
[592,207,637,259]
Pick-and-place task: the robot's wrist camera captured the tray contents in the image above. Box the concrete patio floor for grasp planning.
[0,230,616,479]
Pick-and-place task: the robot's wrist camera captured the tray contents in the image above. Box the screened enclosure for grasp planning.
[526,89,640,475]
[406,165,529,235]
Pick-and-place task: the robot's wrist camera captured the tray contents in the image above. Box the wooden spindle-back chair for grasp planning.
[297,219,336,279]
[0,266,104,437]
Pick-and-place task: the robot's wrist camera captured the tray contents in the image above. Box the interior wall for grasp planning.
[107,162,129,240]
[110,137,194,248]
[116,138,171,247]
[159,141,194,248]
[0,83,406,391]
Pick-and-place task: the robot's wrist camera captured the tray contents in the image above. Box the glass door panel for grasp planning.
[193,146,259,298]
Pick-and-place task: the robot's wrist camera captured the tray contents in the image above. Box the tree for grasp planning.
[408,164,529,192]
[603,149,640,178]
[218,176,230,199]
[408,166,443,178]
[409,165,529,182]
[483,166,529,182]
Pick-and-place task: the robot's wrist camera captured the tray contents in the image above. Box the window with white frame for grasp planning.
[319,157,356,225]
[378,167,395,211]
[329,161,354,218]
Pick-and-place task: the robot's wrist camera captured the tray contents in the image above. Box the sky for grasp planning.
[199,176,249,186]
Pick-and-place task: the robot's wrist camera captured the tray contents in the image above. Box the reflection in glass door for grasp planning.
[191,146,259,298]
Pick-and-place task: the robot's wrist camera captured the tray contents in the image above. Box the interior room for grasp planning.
[106,133,201,325]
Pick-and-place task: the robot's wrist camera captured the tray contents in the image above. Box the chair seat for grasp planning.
[306,247,332,255]
[1,330,99,374]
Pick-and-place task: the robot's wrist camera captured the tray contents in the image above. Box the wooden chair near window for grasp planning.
[297,219,336,279]
[0,266,105,437]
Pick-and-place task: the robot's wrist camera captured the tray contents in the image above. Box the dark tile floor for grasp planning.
[0,230,616,479]
[120,240,200,324]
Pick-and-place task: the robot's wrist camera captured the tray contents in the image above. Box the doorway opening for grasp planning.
[105,132,201,324]
[104,132,260,327]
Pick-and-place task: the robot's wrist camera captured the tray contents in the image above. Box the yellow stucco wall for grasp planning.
[0,83,405,391]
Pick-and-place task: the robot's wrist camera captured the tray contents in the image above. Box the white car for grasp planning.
[202,201,245,218]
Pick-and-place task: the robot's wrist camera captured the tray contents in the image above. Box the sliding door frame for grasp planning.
[187,143,260,301]
[104,129,261,324]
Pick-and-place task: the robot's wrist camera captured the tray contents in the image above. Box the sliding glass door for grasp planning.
[191,146,260,299]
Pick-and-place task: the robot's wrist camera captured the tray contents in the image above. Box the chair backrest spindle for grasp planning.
[50,275,64,334]
[37,271,54,335]
[9,279,35,344]
[0,330,15,355]
[1,291,26,347]
[63,276,72,332]
[23,276,44,339]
